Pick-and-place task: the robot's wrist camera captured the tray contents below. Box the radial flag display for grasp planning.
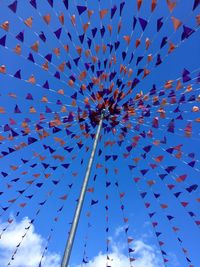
[0,0,200,266]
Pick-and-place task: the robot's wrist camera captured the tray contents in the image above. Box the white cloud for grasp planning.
[114,225,125,237]
[76,239,162,267]
[0,217,61,267]
[0,219,177,267]
[133,240,162,267]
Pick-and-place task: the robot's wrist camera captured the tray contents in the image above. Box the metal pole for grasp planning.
[61,111,105,267]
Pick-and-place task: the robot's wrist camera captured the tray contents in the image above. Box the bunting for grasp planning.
[0,0,199,266]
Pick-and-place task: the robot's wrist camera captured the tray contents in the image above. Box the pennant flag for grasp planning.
[139,17,148,31]
[77,5,87,15]
[0,35,6,47]
[8,1,18,13]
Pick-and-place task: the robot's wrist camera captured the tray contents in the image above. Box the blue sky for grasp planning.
[0,0,200,266]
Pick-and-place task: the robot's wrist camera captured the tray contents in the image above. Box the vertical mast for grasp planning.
[61,111,105,267]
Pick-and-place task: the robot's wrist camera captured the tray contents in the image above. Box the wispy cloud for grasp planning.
[0,217,61,267]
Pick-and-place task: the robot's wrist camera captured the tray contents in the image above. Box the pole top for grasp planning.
[101,108,110,118]
[101,109,106,117]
